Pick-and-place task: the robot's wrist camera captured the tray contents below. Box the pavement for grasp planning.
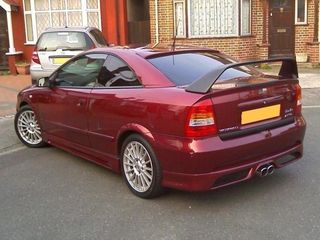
[0,74,32,118]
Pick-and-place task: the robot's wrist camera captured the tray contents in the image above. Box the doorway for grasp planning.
[269,0,295,57]
[126,0,150,46]
[0,7,9,70]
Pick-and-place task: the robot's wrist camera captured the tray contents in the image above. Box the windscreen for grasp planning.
[37,31,94,51]
[147,52,262,86]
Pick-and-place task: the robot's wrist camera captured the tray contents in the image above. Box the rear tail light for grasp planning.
[294,84,302,115]
[32,51,41,64]
[185,98,217,137]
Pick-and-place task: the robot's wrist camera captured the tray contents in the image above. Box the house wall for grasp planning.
[149,0,266,61]
[149,0,319,64]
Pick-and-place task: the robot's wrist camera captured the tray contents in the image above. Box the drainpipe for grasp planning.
[154,0,159,46]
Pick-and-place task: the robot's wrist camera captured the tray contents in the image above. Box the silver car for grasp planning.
[30,27,107,84]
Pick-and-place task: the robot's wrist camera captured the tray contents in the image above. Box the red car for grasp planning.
[14,46,306,198]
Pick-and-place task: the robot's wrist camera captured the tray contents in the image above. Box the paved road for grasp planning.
[0,90,319,240]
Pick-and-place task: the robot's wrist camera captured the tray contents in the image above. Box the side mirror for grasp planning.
[37,77,49,87]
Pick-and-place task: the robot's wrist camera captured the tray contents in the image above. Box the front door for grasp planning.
[0,7,9,69]
[37,54,107,148]
[269,0,295,57]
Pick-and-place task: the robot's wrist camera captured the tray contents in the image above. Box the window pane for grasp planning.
[56,54,106,87]
[25,14,34,41]
[52,12,67,27]
[297,0,306,23]
[241,0,250,35]
[67,0,82,10]
[87,12,100,28]
[90,29,107,45]
[24,0,31,11]
[67,12,82,27]
[174,1,185,37]
[35,0,49,11]
[189,0,238,37]
[148,52,259,86]
[98,56,140,87]
[87,0,99,9]
[51,0,66,10]
[36,13,51,37]
[37,32,94,51]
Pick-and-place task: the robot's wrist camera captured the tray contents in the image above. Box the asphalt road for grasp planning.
[0,90,319,240]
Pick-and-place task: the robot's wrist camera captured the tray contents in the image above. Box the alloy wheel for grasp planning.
[17,110,43,145]
[123,141,154,193]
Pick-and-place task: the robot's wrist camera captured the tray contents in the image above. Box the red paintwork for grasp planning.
[16,47,306,192]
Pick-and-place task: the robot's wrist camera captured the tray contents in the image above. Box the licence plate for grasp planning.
[52,57,70,65]
[241,104,280,125]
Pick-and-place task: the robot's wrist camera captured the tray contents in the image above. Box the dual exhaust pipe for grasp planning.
[256,164,275,177]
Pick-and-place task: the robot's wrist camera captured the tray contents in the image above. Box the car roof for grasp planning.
[82,46,223,88]
[43,26,98,33]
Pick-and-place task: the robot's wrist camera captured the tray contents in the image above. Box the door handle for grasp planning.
[77,99,86,107]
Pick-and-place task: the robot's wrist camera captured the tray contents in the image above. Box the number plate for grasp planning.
[52,58,70,65]
[241,104,280,125]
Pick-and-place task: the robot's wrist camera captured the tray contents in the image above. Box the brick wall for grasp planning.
[295,0,319,64]
[149,0,264,61]
[149,0,319,64]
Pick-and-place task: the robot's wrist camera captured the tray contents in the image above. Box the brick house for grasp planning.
[0,0,150,73]
[149,0,320,65]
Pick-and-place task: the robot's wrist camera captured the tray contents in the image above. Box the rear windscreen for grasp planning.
[37,31,94,51]
[147,52,262,86]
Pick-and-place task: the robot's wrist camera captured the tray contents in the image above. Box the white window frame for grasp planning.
[295,0,307,25]
[187,0,251,38]
[173,0,186,38]
[23,0,101,44]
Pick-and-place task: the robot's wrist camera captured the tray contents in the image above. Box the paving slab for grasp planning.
[0,75,32,117]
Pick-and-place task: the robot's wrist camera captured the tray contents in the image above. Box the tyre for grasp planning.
[121,134,163,198]
[14,105,47,148]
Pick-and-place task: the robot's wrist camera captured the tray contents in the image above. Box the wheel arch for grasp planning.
[19,101,29,109]
[116,123,155,158]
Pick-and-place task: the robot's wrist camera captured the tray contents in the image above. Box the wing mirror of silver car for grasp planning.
[37,77,49,87]
[37,77,55,88]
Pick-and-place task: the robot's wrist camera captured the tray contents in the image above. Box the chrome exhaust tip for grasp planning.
[256,164,275,177]
[267,164,274,175]
[256,167,268,177]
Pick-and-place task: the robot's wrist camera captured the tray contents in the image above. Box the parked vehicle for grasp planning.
[15,46,306,198]
[30,27,108,84]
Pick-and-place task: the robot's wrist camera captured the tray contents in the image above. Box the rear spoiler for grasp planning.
[186,57,298,94]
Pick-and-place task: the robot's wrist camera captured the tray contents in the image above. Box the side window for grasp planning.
[96,55,141,87]
[55,54,107,87]
[90,29,108,46]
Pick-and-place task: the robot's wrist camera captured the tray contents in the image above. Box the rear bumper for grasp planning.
[162,143,302,191]
[152,116,306,191]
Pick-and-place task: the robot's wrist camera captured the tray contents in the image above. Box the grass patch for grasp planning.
[258,63,272,70]
[0,71,10,76]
